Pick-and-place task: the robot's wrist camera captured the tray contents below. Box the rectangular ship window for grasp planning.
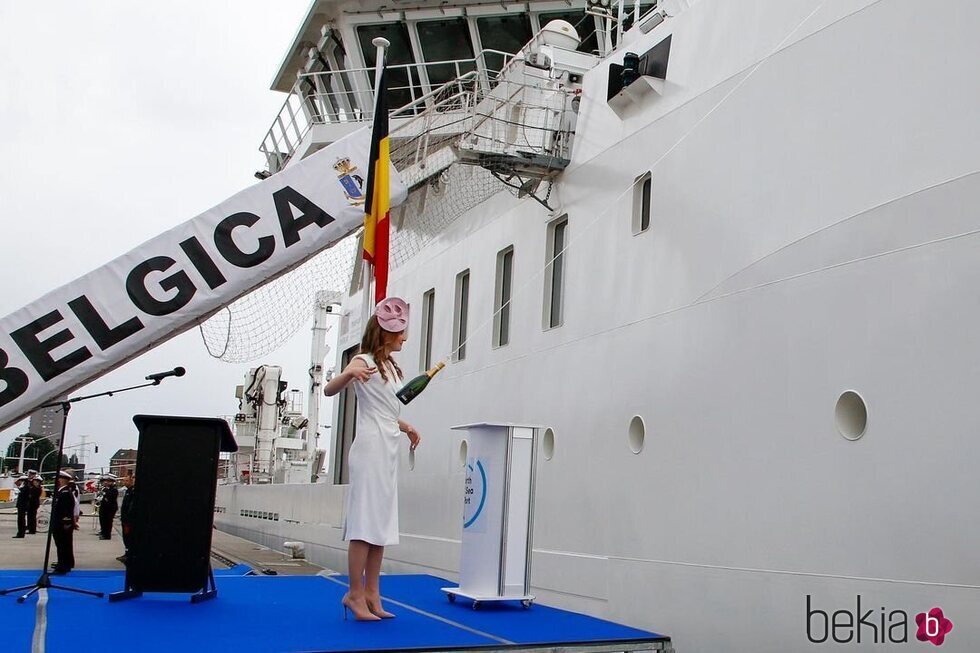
[632,172,652,234]
[477,14,533,73]
[356,22,419,112]
[453,270,470,361]
[420,288,436,371]
[493,246,514,348]
[544,216,568,330]
[622,3,658,32]
[416,18,476,88]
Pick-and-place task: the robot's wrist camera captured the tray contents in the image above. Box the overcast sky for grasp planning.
[0,1,325,471]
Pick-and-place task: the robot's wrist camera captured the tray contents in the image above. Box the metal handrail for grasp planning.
[390,71,478,117]
[259,49,517,174]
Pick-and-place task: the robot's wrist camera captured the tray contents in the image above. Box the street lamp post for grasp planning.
[4,431,65,473]
[38,442,91,475]
[15,436,35,473]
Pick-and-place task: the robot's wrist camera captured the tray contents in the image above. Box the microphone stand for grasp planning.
[1,377,174,603]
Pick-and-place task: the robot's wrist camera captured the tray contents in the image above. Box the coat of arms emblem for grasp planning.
[334,157,365,206]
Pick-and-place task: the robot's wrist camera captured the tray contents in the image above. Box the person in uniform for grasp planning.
[324,297,422,621]
[117,474,137,564]
[93,475,103,520]
[51,470,76,574]
[12,475,28,538]
[70,477,80,530]
[98,474,119,539]
[26,470,42,534]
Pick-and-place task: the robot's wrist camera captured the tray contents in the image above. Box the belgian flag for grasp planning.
[363,66,390,305]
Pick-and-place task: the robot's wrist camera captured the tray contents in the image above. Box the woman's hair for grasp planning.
[359,315,404,383]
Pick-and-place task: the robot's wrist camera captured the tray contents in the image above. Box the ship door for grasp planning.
[333,345,359,484]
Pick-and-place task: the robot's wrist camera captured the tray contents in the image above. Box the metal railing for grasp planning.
[387,72,481,183]
[259,49,517,174]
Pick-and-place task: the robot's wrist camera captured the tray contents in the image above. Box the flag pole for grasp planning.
[362,36,390,330]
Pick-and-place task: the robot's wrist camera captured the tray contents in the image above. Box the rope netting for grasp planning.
[198,164,508,363]
[198,232,359,362]
[199,64,572,363]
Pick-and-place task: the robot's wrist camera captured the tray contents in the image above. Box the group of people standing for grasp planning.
[11,470,42,537]
[12,470,134,575]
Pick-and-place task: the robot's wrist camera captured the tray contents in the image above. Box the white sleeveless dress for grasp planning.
[342,353,404,546]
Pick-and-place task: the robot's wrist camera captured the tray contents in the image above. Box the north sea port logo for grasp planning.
[334,157,364,206]
[463,459,487,532]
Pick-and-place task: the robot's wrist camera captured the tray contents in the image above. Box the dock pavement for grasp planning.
[0,506,331,575]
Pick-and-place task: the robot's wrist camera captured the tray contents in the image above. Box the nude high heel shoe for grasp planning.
[366,598,396,619]
[342,593,381,621]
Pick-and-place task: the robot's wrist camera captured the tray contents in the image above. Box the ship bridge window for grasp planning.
[453,270,471,362]
[477,14,533,74]
[357,23,419,111]
[324,37,359,121]
[622,3,658,32]
[632,172,652,234]
[416,18,476,88]
[537,10,599,55]
[299,41,345,123]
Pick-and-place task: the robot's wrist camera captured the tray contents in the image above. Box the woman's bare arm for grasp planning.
[324,357,375,396]
[398,419,421,450]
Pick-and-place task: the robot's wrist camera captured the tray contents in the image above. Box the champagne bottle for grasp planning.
[396,360,445,405]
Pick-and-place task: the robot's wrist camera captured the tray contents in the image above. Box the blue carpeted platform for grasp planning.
[0,572,669,652]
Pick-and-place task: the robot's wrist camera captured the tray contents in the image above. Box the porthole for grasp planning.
[542,428,555,460]
[459,439,468,467]
[408,448,416,471]
[835,390,868,440]
[628,416,645,454]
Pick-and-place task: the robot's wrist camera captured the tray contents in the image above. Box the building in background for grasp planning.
[28,399,66,445]
[64,452,85,479]
[110,449,138,478]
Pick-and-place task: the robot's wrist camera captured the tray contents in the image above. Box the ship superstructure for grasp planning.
[256,0,655,175]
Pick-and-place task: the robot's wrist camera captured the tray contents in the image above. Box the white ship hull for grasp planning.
[218,1,980,649]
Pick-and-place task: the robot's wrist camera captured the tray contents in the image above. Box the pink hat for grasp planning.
[375,297,409,332]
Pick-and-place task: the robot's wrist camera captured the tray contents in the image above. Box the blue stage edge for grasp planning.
[0,571,673,652]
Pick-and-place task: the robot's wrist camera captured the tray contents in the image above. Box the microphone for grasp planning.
[145,367,186,383]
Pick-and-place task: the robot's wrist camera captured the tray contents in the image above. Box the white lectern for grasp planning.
[442,422,539,609]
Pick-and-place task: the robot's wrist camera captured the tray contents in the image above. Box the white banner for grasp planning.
[0,126,406,431]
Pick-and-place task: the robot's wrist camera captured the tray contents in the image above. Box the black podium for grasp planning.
[110,415,237,603]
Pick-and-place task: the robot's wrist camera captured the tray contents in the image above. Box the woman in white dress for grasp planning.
[324,297,422,621]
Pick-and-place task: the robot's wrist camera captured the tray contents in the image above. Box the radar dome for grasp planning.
[540,20,581,50]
